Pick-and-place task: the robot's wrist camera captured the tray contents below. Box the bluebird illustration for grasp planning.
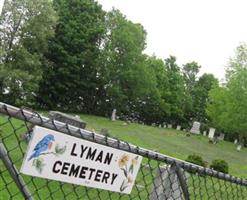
[28,134,55,161]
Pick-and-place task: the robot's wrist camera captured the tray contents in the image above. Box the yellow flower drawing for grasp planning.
[127,175,133,184]
[118,154,129,168]
[131,158,138,166]
[119,155,139,192]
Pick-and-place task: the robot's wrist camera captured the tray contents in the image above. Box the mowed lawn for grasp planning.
[79,114,247,179]
[0,112,247,200]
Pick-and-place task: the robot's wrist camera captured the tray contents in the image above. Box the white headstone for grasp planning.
[149,165,189,200]
[159,124,162,128]
[0,0,5,15]
[203,131,207,136]
[234,139,238,144]
[111,109,116,121]
[218,133,225,141]
[75,115,80,119]
[237,144,242,151]
[176,125,181,130]
[190,121,200,134]
[163,124,167,128]
[208,128,215,139]
[167,124,172,129]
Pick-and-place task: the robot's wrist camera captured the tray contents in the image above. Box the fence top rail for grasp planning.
[0,102,246,186]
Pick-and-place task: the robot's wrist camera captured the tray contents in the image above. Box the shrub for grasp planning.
[185,154,207,167]
[200,123,209,133]
[210,159,229,174]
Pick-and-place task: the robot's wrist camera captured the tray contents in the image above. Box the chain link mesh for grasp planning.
[0,103,246,200]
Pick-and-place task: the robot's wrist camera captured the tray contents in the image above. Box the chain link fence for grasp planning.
[0,102,246,200]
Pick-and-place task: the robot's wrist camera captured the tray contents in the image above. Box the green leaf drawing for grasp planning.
[55,144,66,155]
[33,158,45,173]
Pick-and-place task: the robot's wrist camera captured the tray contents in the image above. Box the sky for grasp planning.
[97,0,247,80]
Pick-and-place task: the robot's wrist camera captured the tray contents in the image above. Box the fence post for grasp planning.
[0,142,33,200]
[175,165,190,200]
[149,164,190,200]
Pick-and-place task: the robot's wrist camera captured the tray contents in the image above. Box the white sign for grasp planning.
[21,126,142,194]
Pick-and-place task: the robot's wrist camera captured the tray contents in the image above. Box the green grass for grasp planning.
[80,114,247,178]
[0,113,246,200]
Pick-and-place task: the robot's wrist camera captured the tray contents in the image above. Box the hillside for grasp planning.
[79,114,247,178]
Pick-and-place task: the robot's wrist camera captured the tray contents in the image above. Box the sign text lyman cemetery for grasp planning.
[21,126,142,194]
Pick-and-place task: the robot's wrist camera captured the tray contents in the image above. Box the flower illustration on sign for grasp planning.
[28,134,67,173]
[118,154,139,192]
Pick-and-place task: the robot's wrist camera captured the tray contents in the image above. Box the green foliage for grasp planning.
[164,56,186,123]
[0,0,57,106]
[207,43,247,141]
[226,43,247,80]
[183,61,201,92]
[194,73,218,122]
[102,9,148,116]
[38,0,106,111]
[210,159,229,174]
[185,154,207,167]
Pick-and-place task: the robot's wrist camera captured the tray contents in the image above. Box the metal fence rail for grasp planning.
[0,102,246,200]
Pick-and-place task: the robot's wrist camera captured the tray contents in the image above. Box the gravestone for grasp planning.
[126,120,131,124]
[159,124,162,128]
[122,122,128,126]
[208,128,215,139]
[176,125,181,131]
[149,165,189,200]
[190,121,200,134]
[75,115,80,119]
[111,109,117,121]
[237,145,242,151]
[167,124,172,129]
[49,111,86,129]
[234,139,238,144]
[163,124,167,128]
[218,133,225,141]
[203,131,207,136]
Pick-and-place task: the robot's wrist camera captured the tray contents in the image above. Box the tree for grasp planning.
[194,73,218,122]
[182,61,201,92]
[225,70,247,138]
[164,56,186,124]
[144,56,170,120]
[207,43,247,146]
[182,62,201,121]
[102,9,149,118]
[0,0,57,106]
[38,0,106,112]
[207,84,228,129]
[226,43,247,80]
